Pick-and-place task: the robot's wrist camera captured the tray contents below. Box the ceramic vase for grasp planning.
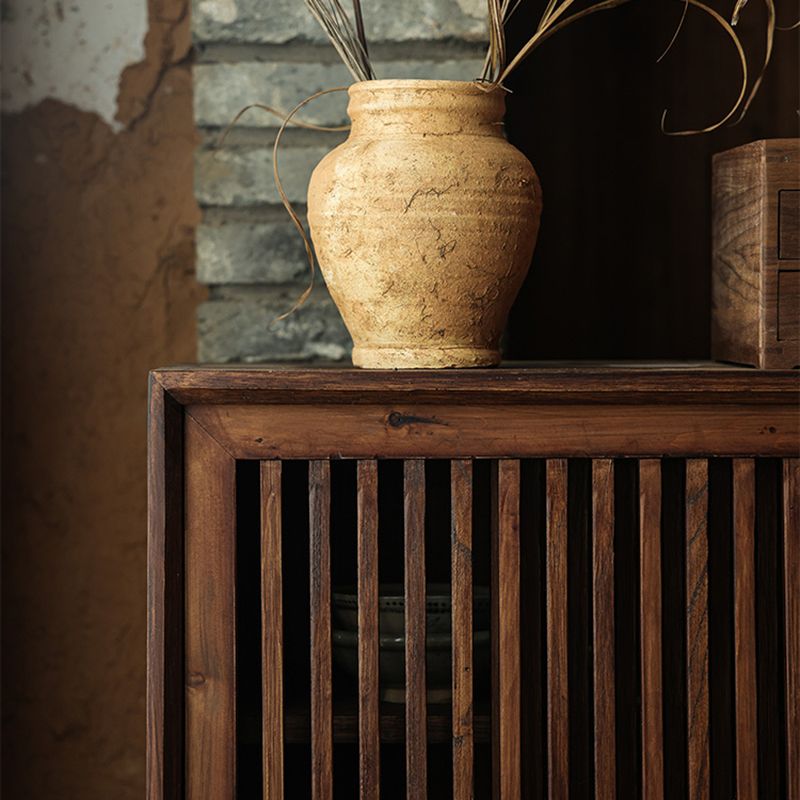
[307,79,542,369]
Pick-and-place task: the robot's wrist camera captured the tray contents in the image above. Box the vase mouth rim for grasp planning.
[349,78,504,94]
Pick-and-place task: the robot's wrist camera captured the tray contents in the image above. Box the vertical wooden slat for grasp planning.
[640,459,664,800]
[147,379,184,800]
[404,459,427,800]
[185,415,237,798]
[685,460,710,800]
[546,459,569,800]
[262,460,284,800]
[593,459,616,800]
[358,459,380,799]
[492,460,521,800]
[309,460,333,800]
[451,459,474,800]
[784,458,800,800]
[733,459,758,800]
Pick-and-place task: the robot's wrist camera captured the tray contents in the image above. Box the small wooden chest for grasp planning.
[712,138,799,368]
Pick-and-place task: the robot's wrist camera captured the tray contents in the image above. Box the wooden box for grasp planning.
[712,138,799,368]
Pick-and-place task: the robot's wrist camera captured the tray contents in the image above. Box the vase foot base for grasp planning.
[353,345,500,369]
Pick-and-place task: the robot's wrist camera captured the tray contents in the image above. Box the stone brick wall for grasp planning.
[192,0,487,362]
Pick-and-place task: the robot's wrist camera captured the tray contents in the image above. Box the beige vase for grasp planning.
[307,79,542,369]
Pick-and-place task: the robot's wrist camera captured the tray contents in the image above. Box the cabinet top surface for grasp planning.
[152,361,799,405]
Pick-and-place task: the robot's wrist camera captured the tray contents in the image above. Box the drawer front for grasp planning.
[779,190,800,260]
[778,270,800,341]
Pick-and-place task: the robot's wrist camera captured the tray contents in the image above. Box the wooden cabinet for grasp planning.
[147,364,799,799]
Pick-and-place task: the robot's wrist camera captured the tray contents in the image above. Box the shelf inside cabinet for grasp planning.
[241,700,491,745]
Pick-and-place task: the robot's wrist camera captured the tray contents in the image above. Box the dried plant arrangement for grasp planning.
[304,0,797,132]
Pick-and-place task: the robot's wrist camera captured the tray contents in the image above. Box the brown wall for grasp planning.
[1,1,203,796]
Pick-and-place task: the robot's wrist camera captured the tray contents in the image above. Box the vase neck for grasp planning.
[347,81,506,137]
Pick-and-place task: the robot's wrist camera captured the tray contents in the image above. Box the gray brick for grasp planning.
[198,286,352,363]
[194,59,486,128]
[197,220,311,284]
[195,144,330,206]
[193,0,487,44]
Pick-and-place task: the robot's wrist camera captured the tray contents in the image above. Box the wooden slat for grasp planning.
[492,460,522,800]
[451,459,474,800]
[404,460,427,800]
[309,460,333,800]
[640,459,664,800]
[262,461,284,800]
[593,459,616,800]
[147,378,184,800]
[185,414,237,798]
[685,460,710,800]
[358,460,380,799]
[545,459,569,799]
[785,459,800,800]
[733,459,758,800]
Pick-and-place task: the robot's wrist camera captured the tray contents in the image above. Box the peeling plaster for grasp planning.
[1,0,148,130]
[198,0,238,24]
[454,0,485,20]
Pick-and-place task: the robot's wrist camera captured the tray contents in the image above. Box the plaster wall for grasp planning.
[2,0,148,129]
[1,1,203,796]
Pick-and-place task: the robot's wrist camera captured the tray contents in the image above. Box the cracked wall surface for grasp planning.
[1,1,203,796]
[1,0,148,129]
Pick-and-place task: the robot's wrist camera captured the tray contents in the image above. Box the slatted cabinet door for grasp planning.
[147,365,799,800]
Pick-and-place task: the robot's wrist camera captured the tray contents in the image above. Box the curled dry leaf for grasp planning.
[271,88,350,319]
[732,0,749,25]
[657,0,690,63]
[660,0,749,134]
[730,0,775,124]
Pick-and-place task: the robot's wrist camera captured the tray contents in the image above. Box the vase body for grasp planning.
[307,79,541,369]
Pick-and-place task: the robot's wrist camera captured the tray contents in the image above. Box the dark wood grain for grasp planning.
[778,271,800,342]
[147,376,184,800]
[733,459,758,800]
[185,414,237,799]
[187,402,799,461]
[261,461,284,799]
[784,458,800,800]
[712,142,767,367]
[404,459,427,800]
[156,363,798,407]
[546,459,569,800]
[640,459,664,800]
[451,459,474,800]
[780,190,800,259]
[492,460,521,800]
[685,460,710,800]
[358,459,380,799]
[592,459,616,800]
[309,460,333,800]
